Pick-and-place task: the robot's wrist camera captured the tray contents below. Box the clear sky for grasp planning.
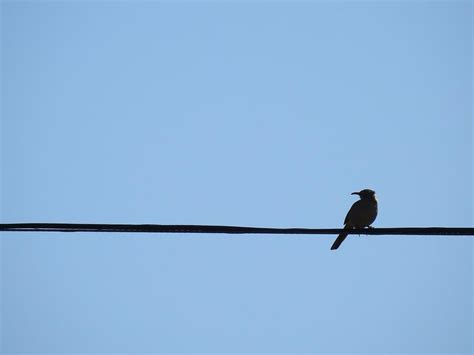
[1,0,472,353]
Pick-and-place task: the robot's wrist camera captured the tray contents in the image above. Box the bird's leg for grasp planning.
[362,226,374,237]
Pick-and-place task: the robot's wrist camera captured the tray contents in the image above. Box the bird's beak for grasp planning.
[351,192,360,195]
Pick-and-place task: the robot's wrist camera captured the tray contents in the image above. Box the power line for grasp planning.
[0,223,473,236]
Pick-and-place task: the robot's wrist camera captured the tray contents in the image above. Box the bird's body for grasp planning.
[331,189,378,250]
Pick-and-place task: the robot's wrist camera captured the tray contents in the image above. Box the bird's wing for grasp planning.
[343,200,361,226]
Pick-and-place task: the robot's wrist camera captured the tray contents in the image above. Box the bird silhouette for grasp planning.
[331,189,378,250]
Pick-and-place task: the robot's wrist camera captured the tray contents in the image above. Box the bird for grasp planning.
[331,189,378,250]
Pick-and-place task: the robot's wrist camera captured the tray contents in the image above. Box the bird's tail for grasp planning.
[331,226,350,250]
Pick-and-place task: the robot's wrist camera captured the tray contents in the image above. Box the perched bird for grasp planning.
[331,189,378,250]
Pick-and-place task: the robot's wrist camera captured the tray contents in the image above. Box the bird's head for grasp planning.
[352,189,376,200]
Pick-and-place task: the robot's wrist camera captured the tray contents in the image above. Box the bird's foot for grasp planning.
[360,226,374,237]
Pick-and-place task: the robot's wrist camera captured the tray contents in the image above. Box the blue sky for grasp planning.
[1,0,472,353]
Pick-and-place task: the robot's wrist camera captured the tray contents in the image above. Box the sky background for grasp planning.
[1,0,472,354]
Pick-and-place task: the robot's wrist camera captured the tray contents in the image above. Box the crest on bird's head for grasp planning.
[351,189,376,199]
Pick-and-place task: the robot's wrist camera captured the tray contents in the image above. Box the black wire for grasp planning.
[0,223,473,236]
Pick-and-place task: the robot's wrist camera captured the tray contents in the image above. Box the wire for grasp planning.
[0,223,473,236]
